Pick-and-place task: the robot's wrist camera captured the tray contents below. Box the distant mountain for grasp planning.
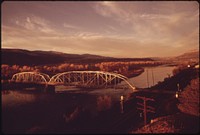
[1,48,110,66]
[175,50,199,60]
[151,50,199,63]
[1,48,154,66]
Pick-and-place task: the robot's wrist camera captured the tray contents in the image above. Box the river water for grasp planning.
[129,66,176,88]
[2,66,176,133]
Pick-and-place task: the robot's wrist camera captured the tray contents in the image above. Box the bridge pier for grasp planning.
[44,84,55,93]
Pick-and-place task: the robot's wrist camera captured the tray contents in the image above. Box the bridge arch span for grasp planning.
[49,71,135,90]
[11,72,51,84]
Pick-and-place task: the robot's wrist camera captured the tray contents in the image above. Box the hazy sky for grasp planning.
[2,1,199,58]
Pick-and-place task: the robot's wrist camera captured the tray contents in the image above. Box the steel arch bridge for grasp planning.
[11,71,136,90]
[49,71,136,90]
[11,72,51,84]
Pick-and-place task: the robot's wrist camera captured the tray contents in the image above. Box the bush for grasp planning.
[177,78,199,116]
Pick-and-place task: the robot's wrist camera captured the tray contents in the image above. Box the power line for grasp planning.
[146,69,149,88]
[151,68,154,86]
[136,96,155,126]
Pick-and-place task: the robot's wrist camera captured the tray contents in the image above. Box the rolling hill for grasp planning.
[1,48,154,66]
[151,50,199,64]
[175,50,199,61]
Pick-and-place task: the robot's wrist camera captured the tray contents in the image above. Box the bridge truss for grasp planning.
[11,71,136,90]
[49,71,135,90]
[11,72,51,84]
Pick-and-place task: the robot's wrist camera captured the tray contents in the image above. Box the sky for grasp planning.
[1,1,199,58]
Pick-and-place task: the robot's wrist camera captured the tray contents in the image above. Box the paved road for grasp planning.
[135,88,176,94]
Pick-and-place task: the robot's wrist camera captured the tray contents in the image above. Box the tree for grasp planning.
[58,63,68,72]
[177,78,199,117]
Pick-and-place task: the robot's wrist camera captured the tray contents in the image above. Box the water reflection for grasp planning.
[2,87,131,133]
[120,95,124,114]
[26,126,43,134]
[1,90,10,95]
[63,107,81,123]
[96,95,112,111]
[2,90,36,108]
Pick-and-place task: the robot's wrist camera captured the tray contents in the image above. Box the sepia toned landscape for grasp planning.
[1,1,199,134]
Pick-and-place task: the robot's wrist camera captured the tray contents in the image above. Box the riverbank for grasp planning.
[149,66,199,91]
[124,68,144,78]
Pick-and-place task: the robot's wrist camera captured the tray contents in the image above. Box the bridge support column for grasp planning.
[44,84,55,93]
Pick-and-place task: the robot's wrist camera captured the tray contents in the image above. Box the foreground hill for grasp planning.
[132,113,199,133]
[1,48,153,66]
[132,77,199,134]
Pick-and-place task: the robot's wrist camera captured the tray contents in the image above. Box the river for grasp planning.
[129,66,176,88]
[2,66,176,133]
[2,88,135,133]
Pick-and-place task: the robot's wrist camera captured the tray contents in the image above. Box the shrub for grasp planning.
[177,78,199,116]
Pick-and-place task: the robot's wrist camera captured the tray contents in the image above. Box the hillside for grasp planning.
[132,113,199,133]
[1,48,154,66]
[175,50,199,61]
[159,50,199,65]
[150,66,199,91]
[132,77,199,134]
[1,48,111,66]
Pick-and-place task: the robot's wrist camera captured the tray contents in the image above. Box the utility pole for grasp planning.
[120,95,124,114]
[146,69,149,88]
[136,96,155,126]
[177,83,181,92]
[151,68,154,86]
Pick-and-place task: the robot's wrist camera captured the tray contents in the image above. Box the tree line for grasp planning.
[1,60,165,81]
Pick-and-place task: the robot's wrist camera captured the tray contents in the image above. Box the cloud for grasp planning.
[63,23,81,30]
[14,15,56,34]
[106,25,118,32]
[93,2,115,17]
[2,1,199,58]
[93,1,198,41]
[74,31,104,40]
[93,2,129,20]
